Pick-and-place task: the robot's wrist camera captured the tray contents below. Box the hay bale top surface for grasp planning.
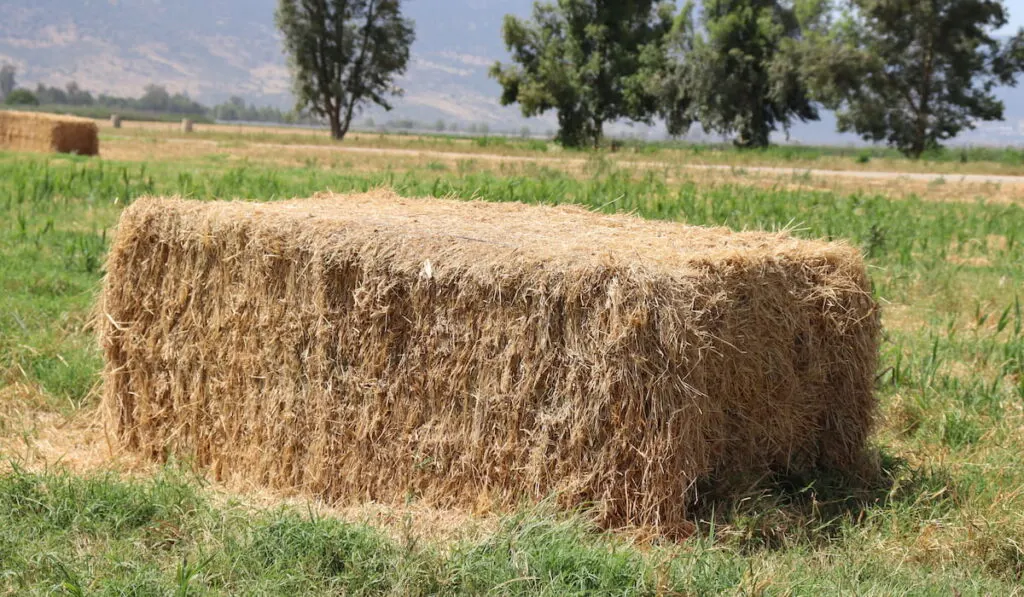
[0,109,96,126]
[137,192,859,280]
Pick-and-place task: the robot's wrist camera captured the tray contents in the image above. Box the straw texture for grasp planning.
[100,191,880,532]
[0,110,99,155]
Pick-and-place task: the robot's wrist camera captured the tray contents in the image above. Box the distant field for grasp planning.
[94,120,1024,206]
[12,104,215,124]
[1,131,1023,594]
[107,117,1024,177]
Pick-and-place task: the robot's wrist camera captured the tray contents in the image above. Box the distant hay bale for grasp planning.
[99,191,880,532]
[110,114,122,129]
[180,118,193,133]
[0,110,99,156]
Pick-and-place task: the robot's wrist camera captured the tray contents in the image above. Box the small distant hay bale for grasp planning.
[110,114,122,129]
[99,191,880,533]
[0,110,99,156]
[180,118,193,133]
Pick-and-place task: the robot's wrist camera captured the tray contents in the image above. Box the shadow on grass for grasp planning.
[686,449,963,551]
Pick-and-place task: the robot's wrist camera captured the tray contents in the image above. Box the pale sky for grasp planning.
[1002,2,1024,34]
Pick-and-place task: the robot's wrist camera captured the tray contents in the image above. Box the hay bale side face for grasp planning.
[0,110,99,156]
[51,121,100,155]
[100,193,880,532]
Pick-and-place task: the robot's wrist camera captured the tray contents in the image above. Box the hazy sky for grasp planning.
[1002,3,1024,34]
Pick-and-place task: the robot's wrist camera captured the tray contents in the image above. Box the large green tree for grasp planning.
[490,0,675,148]
[276,0,415,141]
[656,0,819,148]
[801,0,1024,157]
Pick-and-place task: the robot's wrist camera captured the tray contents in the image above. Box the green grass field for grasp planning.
[1,147,1023,594]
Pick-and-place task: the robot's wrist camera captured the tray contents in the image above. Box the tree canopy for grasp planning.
[655,0,820,148]
[490,0,674,148]
[4,89,38,106]
[276,0,415,141]
[800,0,1024,157]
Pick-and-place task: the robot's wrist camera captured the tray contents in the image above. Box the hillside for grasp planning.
[0,0,542,128]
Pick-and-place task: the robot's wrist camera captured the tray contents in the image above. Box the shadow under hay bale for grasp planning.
[0,110,99,156]
[99,191,880,534]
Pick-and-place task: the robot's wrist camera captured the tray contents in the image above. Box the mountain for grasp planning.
[0,1,291,102]
[0,0,548,129]
[2,0,1023,143]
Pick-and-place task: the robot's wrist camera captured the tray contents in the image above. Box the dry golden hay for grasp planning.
[180,118,193,133]
[0,109,99,155]
[99,191,880,533]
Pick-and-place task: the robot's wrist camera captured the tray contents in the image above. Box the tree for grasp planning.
[167,91,204,115]
[4,89,38,106]
[276,0,415,141]
[35,83,67,105]
[655,0,819,148]
[139,84,171,111]
[65,81,94,106]
[490,0,674,148]
[0,64,15,100]
[434,119,446,132]
[801,0,1024,157]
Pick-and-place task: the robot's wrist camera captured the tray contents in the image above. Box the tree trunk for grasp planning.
[333,0,377,144]
[909,138,925,159]
[328,108,344,140]
[736,124,769,149]
[340,93,360,141]
[911,8,936,159]
[734,97,770,149]
[557,109,585,148]
[749,101,770,148]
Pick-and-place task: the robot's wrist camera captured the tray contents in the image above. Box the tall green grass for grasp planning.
[4,155,1021,268]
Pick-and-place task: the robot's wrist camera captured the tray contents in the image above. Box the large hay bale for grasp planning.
[100,192,880,532]
[180,118,193,133]
[0,110,99,155]
[110,114,122,129]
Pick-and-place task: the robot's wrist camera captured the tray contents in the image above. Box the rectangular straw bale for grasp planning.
[100,191,880,532]
[0,109,99,156]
